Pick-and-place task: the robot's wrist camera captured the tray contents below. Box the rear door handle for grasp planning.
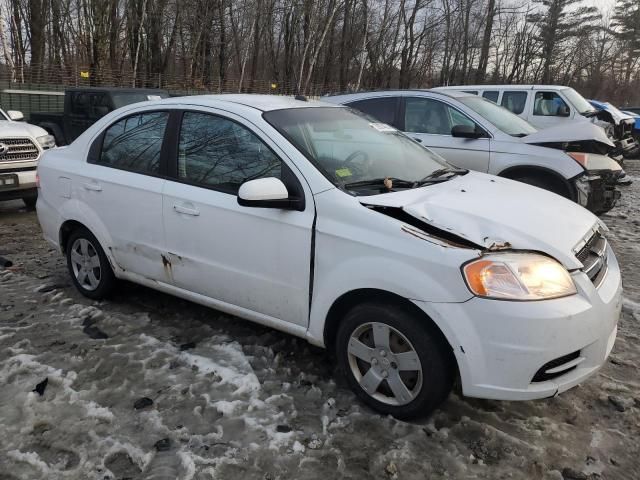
[83,182,102,191]
[173,204,200,216]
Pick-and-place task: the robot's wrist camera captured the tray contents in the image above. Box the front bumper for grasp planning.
[0,167,37,200]
[574,172,620,214]
[415,243,622,401]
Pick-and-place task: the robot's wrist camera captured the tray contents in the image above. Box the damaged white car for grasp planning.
[36,95,622,418]
[326,90,623,214]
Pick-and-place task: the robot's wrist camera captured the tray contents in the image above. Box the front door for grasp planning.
[162,109,315,326]
[401,96,491,172]
[528,91,573,130]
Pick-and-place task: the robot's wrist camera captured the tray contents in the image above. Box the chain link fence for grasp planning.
[0,63,344,119]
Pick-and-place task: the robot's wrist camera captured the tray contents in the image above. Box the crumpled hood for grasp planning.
[521,122,614,149]
[360,172,601,270]
[0,120,48,139]
[589,100,635,125]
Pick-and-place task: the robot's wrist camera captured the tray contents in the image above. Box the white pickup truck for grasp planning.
[0,108,55,208]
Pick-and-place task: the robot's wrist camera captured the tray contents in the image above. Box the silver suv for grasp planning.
[0,108,55,208]
[324,90,622,214]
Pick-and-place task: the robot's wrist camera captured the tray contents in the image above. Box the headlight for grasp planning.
[36,134,56,149]
[463,253,576,300]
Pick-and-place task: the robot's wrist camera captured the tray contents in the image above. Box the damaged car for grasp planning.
[589,99,640,160]
[325,90,622,214]
[36,95,621,418]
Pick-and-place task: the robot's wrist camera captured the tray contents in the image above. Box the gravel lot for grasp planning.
[1,163,639,480]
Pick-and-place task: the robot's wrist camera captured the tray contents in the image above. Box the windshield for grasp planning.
[562,88,595,115]
[112,93,168,109]
[458,96,537,137]
[264,107,455,195]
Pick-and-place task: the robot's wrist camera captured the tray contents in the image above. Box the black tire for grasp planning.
[514,174,570,198]
[66,227,116,299]
[22,195,37,209]
[336,302,454,419]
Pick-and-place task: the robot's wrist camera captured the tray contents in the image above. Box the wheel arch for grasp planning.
[59,219,89,253]
[323,288,456,367]
[497,165,577,201]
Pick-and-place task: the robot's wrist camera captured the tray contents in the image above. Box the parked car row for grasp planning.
[324,89,623,214]
[35,93,622,418]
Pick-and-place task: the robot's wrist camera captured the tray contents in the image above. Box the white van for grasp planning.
[434,85,638,156]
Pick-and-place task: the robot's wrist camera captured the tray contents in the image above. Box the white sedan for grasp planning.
[36,95,621,418]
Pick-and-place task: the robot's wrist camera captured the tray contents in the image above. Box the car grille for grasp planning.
[0,137,40,162]
[575,229,608,286]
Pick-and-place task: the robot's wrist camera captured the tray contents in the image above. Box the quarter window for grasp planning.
[404,97,476,135]
[500,91,528,115]
[533,92,570,117]
[178,112,282,193]
[99,112,168,175]
[347,97,398,125]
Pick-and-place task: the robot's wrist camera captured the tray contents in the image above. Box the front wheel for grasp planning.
[66,227,116,299]
[336,302,454,419]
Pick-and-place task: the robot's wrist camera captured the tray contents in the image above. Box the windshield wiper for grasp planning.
[344,177,415,190]
[413,168,467,187]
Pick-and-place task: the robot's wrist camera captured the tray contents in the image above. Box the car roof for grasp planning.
[323,89,474,103]
[66,86,169,94]
[434,85,571,91]
[156,94,339,112]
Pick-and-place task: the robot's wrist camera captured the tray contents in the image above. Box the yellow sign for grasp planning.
[80,71,90,78]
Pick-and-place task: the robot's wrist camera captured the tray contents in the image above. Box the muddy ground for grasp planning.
[1,164,639,480]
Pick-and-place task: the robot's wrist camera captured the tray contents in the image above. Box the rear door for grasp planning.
[399,96,491,172]
[67,92,95,142]
[162,109,315,326]
[81,109,170,279]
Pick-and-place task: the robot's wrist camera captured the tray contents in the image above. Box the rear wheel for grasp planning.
[336,302,454,419]
[66,227,115,299]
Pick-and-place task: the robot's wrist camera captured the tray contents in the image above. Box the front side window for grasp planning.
[459,96,537,137]
[347,97,398,126]
[99,112,168,175]
[500,91,527,115]
[264,107,453,196]
[533,92,570,117]
[178,112,282,193]
[404,97,476,135]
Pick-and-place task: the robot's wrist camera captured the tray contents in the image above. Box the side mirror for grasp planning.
[237,177,303,210]
[557,105,570,117]
[451,124,484,139]
[7,110,24,121]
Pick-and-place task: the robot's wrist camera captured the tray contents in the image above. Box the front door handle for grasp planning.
[83,182,102,191]
[173,204,200,216]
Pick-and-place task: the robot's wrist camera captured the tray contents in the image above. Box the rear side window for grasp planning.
[99,112,168,175]
[347,97,398,125]
[500,91,527,114]
[177,112,282,193]
[482,91,499,103]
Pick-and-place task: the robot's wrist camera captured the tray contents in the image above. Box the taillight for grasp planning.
[567,152,588,167]
[36,173,40,188]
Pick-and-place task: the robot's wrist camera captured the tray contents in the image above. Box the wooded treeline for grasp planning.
[0,0,639,104]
